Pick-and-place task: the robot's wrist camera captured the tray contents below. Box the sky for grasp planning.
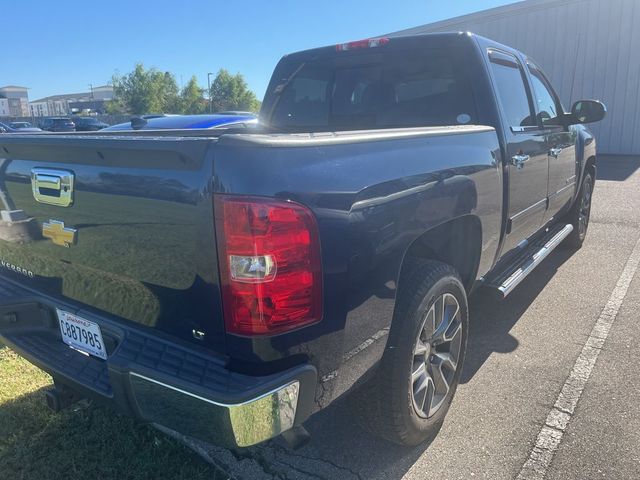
[2,0,519,102]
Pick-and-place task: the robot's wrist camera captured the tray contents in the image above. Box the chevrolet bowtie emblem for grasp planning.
[42,220,77,247]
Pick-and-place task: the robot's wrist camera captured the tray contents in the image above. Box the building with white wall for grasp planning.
[30,93,89,117]
[91,85,114,101]
[28,101,50,117]
[0,98,10,117]
[30,85,114,116]
[0,86,30,117]
[393,0,640,155]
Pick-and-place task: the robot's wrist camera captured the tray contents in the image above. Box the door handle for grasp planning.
[511,154,530,169]
[549,147,563,157]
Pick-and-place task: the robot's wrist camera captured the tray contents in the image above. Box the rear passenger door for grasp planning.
[488,49,549,254]
[526,60,578,222]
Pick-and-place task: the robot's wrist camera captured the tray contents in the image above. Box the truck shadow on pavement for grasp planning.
[461,246,574,383]
[595,155,640,182]
[213,248,576,479]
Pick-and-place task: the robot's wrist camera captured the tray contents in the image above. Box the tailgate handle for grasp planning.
[31,168,75,207]
[35,174,61,190]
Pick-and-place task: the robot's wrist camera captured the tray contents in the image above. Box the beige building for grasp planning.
[0,86,30,117]
[0,98,10,117]
[29,85,114,116]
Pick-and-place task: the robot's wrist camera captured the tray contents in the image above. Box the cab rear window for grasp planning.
[263,46,477,131]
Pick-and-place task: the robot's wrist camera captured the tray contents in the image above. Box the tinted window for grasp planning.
[265,48,477,131]
[488,50,535,128]
[527,61,562,126]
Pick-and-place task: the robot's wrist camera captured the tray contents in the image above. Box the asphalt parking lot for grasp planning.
[193,155,640,480]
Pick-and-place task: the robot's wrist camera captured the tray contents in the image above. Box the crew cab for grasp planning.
[0,33,605,449]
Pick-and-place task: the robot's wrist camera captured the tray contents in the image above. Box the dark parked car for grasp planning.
[39,117,76,132]
[72,117,109,131]
[9,121,42,131]
[0,122,41,133]
[0,33,605,450]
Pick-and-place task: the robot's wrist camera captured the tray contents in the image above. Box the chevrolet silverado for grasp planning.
[0,32,605,449]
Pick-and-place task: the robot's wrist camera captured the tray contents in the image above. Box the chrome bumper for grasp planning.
[0,286,317,449]
[130,370,312,448]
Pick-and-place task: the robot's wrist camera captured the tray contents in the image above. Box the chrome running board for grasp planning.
[483,223,573,298]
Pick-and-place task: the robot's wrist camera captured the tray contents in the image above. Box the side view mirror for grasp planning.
[570,100,606,125]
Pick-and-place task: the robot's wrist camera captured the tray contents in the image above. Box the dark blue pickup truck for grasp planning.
[0,33,605,449]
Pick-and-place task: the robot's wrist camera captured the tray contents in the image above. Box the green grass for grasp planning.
[0,345,228,480]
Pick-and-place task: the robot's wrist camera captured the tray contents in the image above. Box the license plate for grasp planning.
[57,309,107,360]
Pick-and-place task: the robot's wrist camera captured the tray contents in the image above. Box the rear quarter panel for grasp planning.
[214,127,502,408]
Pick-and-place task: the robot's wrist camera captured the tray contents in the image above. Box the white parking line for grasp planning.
[517,235,640,480]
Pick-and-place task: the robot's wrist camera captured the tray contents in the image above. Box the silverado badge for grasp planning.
[43,220,77,247]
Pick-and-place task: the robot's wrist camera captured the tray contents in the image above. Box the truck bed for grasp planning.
[0,123,502,415]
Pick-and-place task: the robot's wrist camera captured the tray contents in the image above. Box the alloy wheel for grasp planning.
[411,293,463,418]
[578,175,593,239]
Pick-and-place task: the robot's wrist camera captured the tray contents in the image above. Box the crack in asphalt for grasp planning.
[230,447,288,480]
[268,458,331,480]
[153,425,240,479]
[168,422,364,480]
[264,441,365,480]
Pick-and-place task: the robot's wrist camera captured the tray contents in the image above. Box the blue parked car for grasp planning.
[103,113,257,131]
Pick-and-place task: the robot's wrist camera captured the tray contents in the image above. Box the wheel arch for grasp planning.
[585,155,597,178]
[575,124,598,203]
[398,215,483,293]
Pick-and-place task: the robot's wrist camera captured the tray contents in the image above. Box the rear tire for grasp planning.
[359,260,468,446]
[563,170,594,249]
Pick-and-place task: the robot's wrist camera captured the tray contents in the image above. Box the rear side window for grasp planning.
[488,50,535,129]
[265,47,477,131]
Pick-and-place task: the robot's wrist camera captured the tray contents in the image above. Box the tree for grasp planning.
[209,69,261,113]
[162,71,181,113]
[180,76,206,114]
[111,63,181,114]
[109,64,259,115]
[104,98,126,114]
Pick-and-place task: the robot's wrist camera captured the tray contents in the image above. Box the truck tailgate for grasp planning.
[0,135,225,352]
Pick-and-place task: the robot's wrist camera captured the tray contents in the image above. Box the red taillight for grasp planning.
[214,195,322,336]
[336,37,390,51]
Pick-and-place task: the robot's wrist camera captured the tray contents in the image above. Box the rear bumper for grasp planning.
[0,280,317,448]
